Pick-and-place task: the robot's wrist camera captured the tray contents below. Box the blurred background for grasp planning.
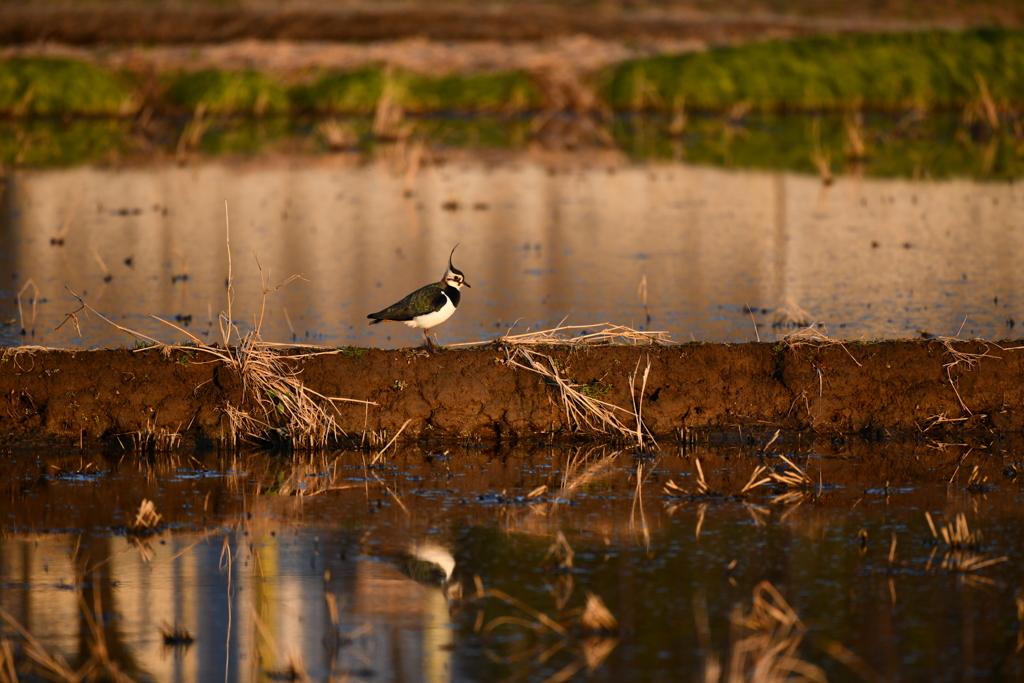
[2,0,1023,348]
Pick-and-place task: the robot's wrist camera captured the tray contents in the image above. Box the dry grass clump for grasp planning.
[479,322,667,447]
[924,511,1008,581]
[58,204,374,450]
[664,459,770,499]
[126,421,182,452]
[502,344,655,446]
[131,498,162,530]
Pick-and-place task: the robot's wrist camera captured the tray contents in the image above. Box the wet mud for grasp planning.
[1,339,1021,448]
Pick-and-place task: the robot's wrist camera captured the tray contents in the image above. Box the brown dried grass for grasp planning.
[57,203,375,450]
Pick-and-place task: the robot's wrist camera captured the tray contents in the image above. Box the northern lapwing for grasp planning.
[367,244,470,352]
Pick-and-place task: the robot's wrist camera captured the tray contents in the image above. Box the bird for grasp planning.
[367,244,470,352]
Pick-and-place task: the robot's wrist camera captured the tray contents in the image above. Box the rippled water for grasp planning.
[1,441,1022,682]
[1,149,1023,349]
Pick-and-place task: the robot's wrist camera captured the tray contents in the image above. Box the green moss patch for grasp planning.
[403,72,541,112]
[0,58,135,116]
[291,68,541,113]
[163,69,289,115]
[599,29,1024,111]
[290,69,385,113]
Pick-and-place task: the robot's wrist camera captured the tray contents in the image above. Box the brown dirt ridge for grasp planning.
[1,339,1021,449]
[0,2,993,46]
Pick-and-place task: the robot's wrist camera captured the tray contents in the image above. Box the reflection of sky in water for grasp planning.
[1,156,1022,348]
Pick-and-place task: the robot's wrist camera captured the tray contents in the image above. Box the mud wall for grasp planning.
[0,340,1021,447]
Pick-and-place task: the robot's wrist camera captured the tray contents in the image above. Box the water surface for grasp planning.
[2,151,1022,349]
[1,440,1022,682]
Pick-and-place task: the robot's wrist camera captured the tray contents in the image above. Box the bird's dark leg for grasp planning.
[423,328,438,353]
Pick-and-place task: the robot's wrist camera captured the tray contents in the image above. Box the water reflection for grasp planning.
[0,441,1022,681]
[2,151,1023,349]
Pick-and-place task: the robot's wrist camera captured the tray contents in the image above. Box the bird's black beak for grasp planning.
[463,281,471,288]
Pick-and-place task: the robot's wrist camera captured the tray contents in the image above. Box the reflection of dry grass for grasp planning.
[664,460,769,500]
[0,589,140,683]
[844,111,867,160]
[373,66,409,141]
[476,543,619,682]
[315,118,358,150]
[703,581,827,683]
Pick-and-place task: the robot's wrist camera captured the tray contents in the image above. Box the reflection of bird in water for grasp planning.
[406,542,463,605]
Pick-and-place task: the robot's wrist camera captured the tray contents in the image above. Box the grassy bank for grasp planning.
[601,29,1024,111]
[4,30,1024,117]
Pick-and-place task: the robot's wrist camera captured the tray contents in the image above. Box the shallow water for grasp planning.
[1,440,1022,682]
[2,150,1023,349]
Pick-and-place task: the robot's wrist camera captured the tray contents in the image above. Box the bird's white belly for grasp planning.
[405,295,456,329]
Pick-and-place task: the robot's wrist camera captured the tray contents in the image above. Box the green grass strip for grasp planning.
[163,69,290,114]
[599,29,1024,111]
[291,68,541,113]
[0,58,135,116]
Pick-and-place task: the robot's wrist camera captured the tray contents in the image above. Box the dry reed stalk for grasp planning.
[628,354,655,449]
[50,192,83,246]
[0,637,16,683]
[91,248,113,282]
[448,321,673,348]
[315,118,358,150]
[506,346,634,439]
[778,324,863,368]
[769,455,812,490]
[972,72,1000,131]
[669,93,687,136]
[132,498,162,530]
[580,592,618,633]
[925,511,1009,578]
[637,274,651,324]
[176,102,209,156]
[939,338,999,416]
[740,465,771,494]
[844,111,867,160]
[810,117,833,186]
[15,279,39,336]
[373,65,408,140]
[0,604,88,682]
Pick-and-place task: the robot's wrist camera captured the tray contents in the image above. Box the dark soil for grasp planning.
[1,339,1021,448]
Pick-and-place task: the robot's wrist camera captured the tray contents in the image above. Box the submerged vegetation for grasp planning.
[4,110,1022,180]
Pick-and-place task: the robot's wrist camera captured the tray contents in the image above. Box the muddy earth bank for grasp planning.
[0,339,1020,448]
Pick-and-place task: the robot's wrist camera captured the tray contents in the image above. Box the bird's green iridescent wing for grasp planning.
[368,282,446,322]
